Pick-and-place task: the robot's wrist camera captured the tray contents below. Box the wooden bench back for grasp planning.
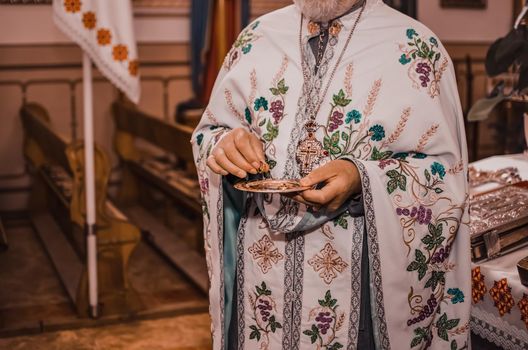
[112,101,195,165]
[20,103,70,172]
[20,103,112,227]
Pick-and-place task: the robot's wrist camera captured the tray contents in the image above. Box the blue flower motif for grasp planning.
[242,44,252,54]
[346,110,362,124]
[196,133,204,146]
[369,124,385,141]
[447,288,465,304]
[412,152,428,159]
[209,125,219,130]
[431,162,446,179]
[406,28,418,39]
[429,37,439,47]
[254,97,268,111]
[251,21,260,30]
[245,107,252,124]
[399,54,411,65]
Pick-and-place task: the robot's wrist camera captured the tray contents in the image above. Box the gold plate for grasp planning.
[234,179,310,193]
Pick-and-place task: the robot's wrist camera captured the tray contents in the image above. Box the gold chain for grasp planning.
[298,1,366,122]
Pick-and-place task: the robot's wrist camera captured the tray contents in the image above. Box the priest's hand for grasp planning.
[292,160,362,212]
[206,128,266,178]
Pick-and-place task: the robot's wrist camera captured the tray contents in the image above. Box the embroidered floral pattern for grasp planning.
[472,267,487,304]
[224,20,262,70]
[447,288,465,304]
[97,28,112,46]
[128,59,139,76]
[82,12,96,30]
[112,44,129,61]
[489,278,515,316]
[64,0,81,13]
[308,243,348,284]
[310,69,466,348]
[332,211,351,230]
[248,282,282,348]
[63,8,138,78]
[518,293,528,330]
[244,71,290,171]
[248,235,284,274]
[398,28,448,98]
[431,161,446,179]
[303,290,345,349]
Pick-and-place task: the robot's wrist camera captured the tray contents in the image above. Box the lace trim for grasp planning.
[471,306,528,350]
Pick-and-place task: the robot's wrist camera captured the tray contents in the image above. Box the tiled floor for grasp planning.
[0,313,212,350]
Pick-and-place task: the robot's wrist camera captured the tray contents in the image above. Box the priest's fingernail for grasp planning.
[252,162,260,169]
[238,171,247,178]
[249,168,258,175]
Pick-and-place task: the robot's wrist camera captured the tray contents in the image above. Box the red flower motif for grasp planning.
[471,267,486,304]
[112,45,129,62]
[82,11,96,30]
[489,278,515,316]
[128,59,139,76]
[97,28,112,46]
[64,0,81,13]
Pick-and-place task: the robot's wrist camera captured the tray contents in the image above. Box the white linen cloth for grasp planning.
[53,0,140,103]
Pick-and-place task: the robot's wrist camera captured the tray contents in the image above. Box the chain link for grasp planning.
[299,1,366,123]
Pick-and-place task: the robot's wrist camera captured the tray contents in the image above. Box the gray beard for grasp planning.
[293,0,359,22]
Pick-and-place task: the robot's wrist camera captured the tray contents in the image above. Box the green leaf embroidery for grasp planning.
[323,136,331,150]
[398,174,407,191]
[407,249,428,280]
[386,170,400,179]
[436,313,459,342]
[387,179,398,194]
[249,325,261,341]
[371,146,393,160]
[332,89,352,107]
[424,169,431,182]
[277,79,289,95]
[411,336,422,348]
[303,324,320,344]
[425,270,445,290]
[245,107,252,124]
[262,120,279,142]
[333,212,350,229]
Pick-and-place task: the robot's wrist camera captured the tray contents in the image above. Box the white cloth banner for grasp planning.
[53,0,140,103]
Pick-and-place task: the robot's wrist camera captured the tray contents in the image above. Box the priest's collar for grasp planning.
[304,0,369,38]
[323,0,366,26]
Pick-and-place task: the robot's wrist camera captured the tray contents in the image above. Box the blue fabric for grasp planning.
[190,0,213,97]
[222,178,246,349]
[241,0,251,28]
[253,193,364,233]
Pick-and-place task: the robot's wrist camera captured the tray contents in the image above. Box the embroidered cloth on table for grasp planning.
[470,154,528,348]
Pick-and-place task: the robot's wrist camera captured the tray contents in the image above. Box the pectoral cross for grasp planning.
[296,121,326,176]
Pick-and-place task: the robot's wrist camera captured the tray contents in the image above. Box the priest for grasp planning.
[192,0,471,349]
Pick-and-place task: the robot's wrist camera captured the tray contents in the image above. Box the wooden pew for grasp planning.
[21,103,143,317]
[112,101,208,293]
